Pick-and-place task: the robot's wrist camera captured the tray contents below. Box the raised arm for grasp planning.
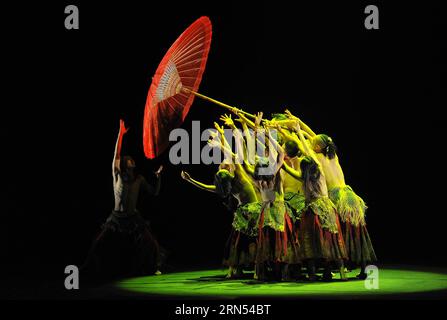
[294,121,322,171]
[232,127,248,166]
[213,122,236,162]
[272,119,300,129]
[296,122,313,156]
[139,166,163,197]
[281,162,303,181]
[242,112,266,176]
[220,114,249,163]
[284,109,317,137]
[253,111,265,149]
[209,127,256,177]
[273,122,306,155]
[267,128,285,175]
[238,117,255,165]
[233,129,262,180]
[209,134,239,165]
[234,111,256,129]
[220,114,237,131]
[112,119,128,179]
[141,177,160,199]
[181,171,216,193]
[301,130,313,140]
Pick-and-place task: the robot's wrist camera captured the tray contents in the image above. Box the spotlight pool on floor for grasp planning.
[113,266,447,299]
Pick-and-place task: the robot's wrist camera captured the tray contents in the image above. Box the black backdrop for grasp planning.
[2,0,446,287]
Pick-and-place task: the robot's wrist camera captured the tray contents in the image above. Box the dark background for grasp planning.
[2,0,446,295]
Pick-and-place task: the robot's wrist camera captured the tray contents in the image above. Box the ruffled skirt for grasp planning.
[284,191,306,222]
[231,201,301,265]
[343,222,377,265]
[329,185,367,226]
[299,197,347,262]
[329,186,377,265]
[255,205,301,265]
[223,229,257,267]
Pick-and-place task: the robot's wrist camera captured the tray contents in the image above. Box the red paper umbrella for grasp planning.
[143,16,212,159]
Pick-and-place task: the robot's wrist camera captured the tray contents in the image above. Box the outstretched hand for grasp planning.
[120,119,129,134]
[220,114,235,128]
[254,112,263,127]
[180,170,191,181]
[154,165,163,177]
[284,109,296,119]
[234,111,250,124]
[214,122,225,135]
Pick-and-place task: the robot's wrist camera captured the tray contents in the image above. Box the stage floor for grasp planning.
[108,266,447,299]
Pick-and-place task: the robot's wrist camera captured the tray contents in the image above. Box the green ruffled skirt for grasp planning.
[300,197,347,261]
[284,192,306,222]
[329,185,367,226]
[329,186,377,265]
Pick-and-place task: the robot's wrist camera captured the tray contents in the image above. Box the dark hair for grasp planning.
[120,155,135,182]
[314,134,337,159]
[300,156,321,200]
[254,156,275,182]
[120,156,134,171]
[284,140,301,158]
[214,169,234,199]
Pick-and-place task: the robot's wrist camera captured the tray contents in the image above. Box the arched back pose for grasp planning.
[283,110,376,279]
[308,134,376,278]
[82,120,164,282]
[281,121,347,281]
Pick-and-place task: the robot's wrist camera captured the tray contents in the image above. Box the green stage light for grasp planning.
[114,267,447,298]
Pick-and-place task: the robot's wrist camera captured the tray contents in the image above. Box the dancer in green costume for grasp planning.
[181,123,260,278]
[236,112,300,281]
[278,120,348,281]
[283,110,376,279]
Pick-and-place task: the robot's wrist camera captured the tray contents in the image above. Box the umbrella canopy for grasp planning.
[143,16,212,159]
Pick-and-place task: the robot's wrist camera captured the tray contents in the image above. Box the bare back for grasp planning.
[316,153,346,189]
[231,165,260,205]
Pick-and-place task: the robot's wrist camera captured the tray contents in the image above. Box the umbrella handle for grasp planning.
[186,89,256,119]
[185,89,293,129]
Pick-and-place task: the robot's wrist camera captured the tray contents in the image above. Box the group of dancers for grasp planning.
[181,109,376,281]
[83,108,376,283]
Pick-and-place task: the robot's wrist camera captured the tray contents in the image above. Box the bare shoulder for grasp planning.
[315,153,327,163]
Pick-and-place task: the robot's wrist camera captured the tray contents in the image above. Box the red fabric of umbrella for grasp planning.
[143,16,212,159]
